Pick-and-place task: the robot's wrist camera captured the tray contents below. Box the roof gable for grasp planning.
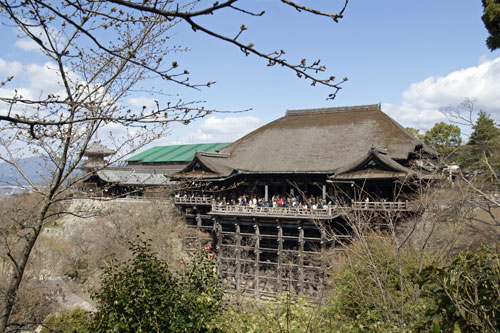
[331,147,413,179]
[177,152,233,178]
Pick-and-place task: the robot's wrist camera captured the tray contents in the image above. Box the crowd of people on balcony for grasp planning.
[175,192,408,212]
[175,192,336,208]
[210,194,336,211]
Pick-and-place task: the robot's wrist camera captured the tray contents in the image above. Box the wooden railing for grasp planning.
[174,196,414,216]
[174,196,213,205]
[210,204,337,219]
[351,201,410,211]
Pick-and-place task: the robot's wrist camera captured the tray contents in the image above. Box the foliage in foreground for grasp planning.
[88,240,223,332]
[41,308,90,333]
[210,292,340,332]
[328,234,435,332]
[420,244,500,332]
[43,239,500,332]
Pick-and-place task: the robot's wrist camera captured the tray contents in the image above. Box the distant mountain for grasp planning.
[0,156,53,187]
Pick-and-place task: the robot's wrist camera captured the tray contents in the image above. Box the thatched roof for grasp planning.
[177,104,436,178]
[180,152,233,179]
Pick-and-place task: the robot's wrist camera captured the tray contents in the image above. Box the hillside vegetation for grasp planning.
[0,197,206,329]
[1,180,498,332]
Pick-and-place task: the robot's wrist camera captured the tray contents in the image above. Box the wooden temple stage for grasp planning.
[175,196,415,299]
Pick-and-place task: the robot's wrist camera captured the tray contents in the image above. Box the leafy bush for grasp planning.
[420,244,500,332]
[88,239,223,332]
[210,292,339,332]
[41,307,90,333]
[327,234,436,332]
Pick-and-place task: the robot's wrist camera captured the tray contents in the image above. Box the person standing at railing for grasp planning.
[363,197,369,209]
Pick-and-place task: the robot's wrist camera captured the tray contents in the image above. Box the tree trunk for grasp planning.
[0,202,49,333]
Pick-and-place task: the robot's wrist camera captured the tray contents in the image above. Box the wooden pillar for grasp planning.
[298,222,304,295]
[235,222,241,292]
[211,217,218,249]
[264,185,269,202]
[254,224,260,298]
[196,212,202,227]
[217,222,223,274]
[320,226,326,291]
[277,219,283,293]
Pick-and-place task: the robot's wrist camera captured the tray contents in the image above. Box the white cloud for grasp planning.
[0,59,65,101]
[385,57,500,131]
[163,115,263,144]
[14,38,40,52]
[25,62,65,96]
[200,115,261,135]
[0,59,23,77]
[128,96,158,109]
[14,26,65,53]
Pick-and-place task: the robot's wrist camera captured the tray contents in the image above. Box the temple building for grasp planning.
[175,104,436,202]
[173,104,438,298]
[80,141,115,173]
[81,142,230,197]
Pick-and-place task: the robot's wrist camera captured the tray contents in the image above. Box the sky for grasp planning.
[0,0,499,152]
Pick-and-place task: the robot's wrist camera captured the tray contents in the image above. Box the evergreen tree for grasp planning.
[405,127,425,141]
[462,111,500,178]
[482,0,500,51]
[423,122,462,160]
[89,240,223,332]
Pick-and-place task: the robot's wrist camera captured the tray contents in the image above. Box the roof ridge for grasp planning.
[285,103,381,116]
[196,151,229,158]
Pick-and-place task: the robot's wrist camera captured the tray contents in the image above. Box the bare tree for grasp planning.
[0,3,198,331]
[441,99,500,228]
[321,173,448,329]
[0,1,350,331]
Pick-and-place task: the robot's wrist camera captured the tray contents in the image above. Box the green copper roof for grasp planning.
[126,143,231,163]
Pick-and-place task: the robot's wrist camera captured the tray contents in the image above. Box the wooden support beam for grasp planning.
[216,219,223,274]
[196,212,202,227]
[254,224,260,298]
[320,226,326,296]
[235,222,241,292]
[211,217,218,247]
[277,219,283,293]
[298,221,304,296]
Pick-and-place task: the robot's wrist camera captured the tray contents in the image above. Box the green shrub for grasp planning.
[210,292,339,332]
[327,234,436,332]
[42,307,90,333]
[88,239,223,332]
[420,244,500,332]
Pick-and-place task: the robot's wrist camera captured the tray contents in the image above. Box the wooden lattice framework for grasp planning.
[176,196,414,299]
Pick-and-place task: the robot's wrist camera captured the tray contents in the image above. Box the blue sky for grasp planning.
[1,1,499,149]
